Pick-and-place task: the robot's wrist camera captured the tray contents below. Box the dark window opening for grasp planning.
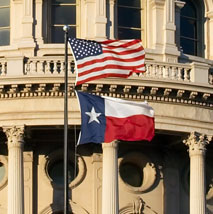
[0,0,10,46]
[180,0,203,56]
[117,0,141,39]
[50,0,76,43]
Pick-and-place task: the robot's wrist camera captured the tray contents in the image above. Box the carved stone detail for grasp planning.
[120,198,158,214]
[164,88,172,96]
[109,84,117,92]
[133,197,145,214]
[177,89,185,97]
[189,91,198,99]
[0,82,211,108]
[150,87,158,95]
[137,86,145,94]
[3,126,25,149]
[203,93,210,100]
[183,132,211,156]
[123,86,131,93]
[118,152,157,193]
[81,84,89,91]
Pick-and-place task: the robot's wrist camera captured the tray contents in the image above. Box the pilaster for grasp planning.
[206,11,213,60]
[18,0,36,52]
[183,132,211,214]
[149,0,165,52]
[92,153,102,214]
[3,126,25,214]
[24,152,33,214]
[35,0,44,45]
[83,0,96,39]
[163,0,180,62]
[95,0,107,39]
[102,141,119,214]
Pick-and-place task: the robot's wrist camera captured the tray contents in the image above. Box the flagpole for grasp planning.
[63,25,70,214]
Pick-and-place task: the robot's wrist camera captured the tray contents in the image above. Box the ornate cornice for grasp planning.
[0,82,212,108]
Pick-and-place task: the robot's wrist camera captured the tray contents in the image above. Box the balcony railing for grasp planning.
[0,59,7,76]
[139,61,191,82]
[0,56,212,86]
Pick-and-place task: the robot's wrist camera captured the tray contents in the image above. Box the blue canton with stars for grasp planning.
[69,38,103,61]
[76,91,106,145]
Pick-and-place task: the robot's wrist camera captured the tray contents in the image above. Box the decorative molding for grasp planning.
[118,152,157,193]
[120,197,158,214]
[40,200,89,214]
[0,82,212,108]
[40,149,86,190]
[189,91,198,99]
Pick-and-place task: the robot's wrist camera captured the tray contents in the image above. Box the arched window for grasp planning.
[117,0,144,40]
[180,0,204,56]
[0,0,10,46]
[49,0,77,43]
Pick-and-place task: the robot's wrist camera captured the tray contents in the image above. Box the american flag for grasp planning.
[68,38,145,85]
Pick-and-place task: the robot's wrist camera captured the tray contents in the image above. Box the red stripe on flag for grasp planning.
[76,72,131,85]
[101,40,142,49]
[103,46,144,56]
[78,63,145,77]
[104,115,155,142]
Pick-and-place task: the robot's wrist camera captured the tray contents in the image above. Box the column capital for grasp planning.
[175,0,185,9]
[183,132,211,156]
[150,0,165,7]
[102,141,118,149]
[3,126,25,149]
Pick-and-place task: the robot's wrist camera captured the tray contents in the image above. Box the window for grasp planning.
[117,0,143,40]
[180,0,203,56]
[50,0,77,43]
[48,159,78,186]
[0,0,10,46]
[120,162,143,187]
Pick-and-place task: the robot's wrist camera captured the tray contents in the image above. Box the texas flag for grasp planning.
[76,91,155,145]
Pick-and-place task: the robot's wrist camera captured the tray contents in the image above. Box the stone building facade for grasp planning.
[0,0,213,213]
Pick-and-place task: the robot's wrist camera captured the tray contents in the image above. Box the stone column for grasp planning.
[102,141,119,214]
[4,126,25,214]
[183,132,211,214]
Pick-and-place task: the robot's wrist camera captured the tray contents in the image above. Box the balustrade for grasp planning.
[24,56,74,75]
[0,56,212,86]
[0,60,7,76]
[144,61,191,82]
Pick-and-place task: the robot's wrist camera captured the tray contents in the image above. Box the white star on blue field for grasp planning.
[85,107,102,124]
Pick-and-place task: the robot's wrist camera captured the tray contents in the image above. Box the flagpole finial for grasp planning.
[63,25,70,33]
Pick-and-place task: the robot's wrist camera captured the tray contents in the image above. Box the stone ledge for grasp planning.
[0,82,212,108]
